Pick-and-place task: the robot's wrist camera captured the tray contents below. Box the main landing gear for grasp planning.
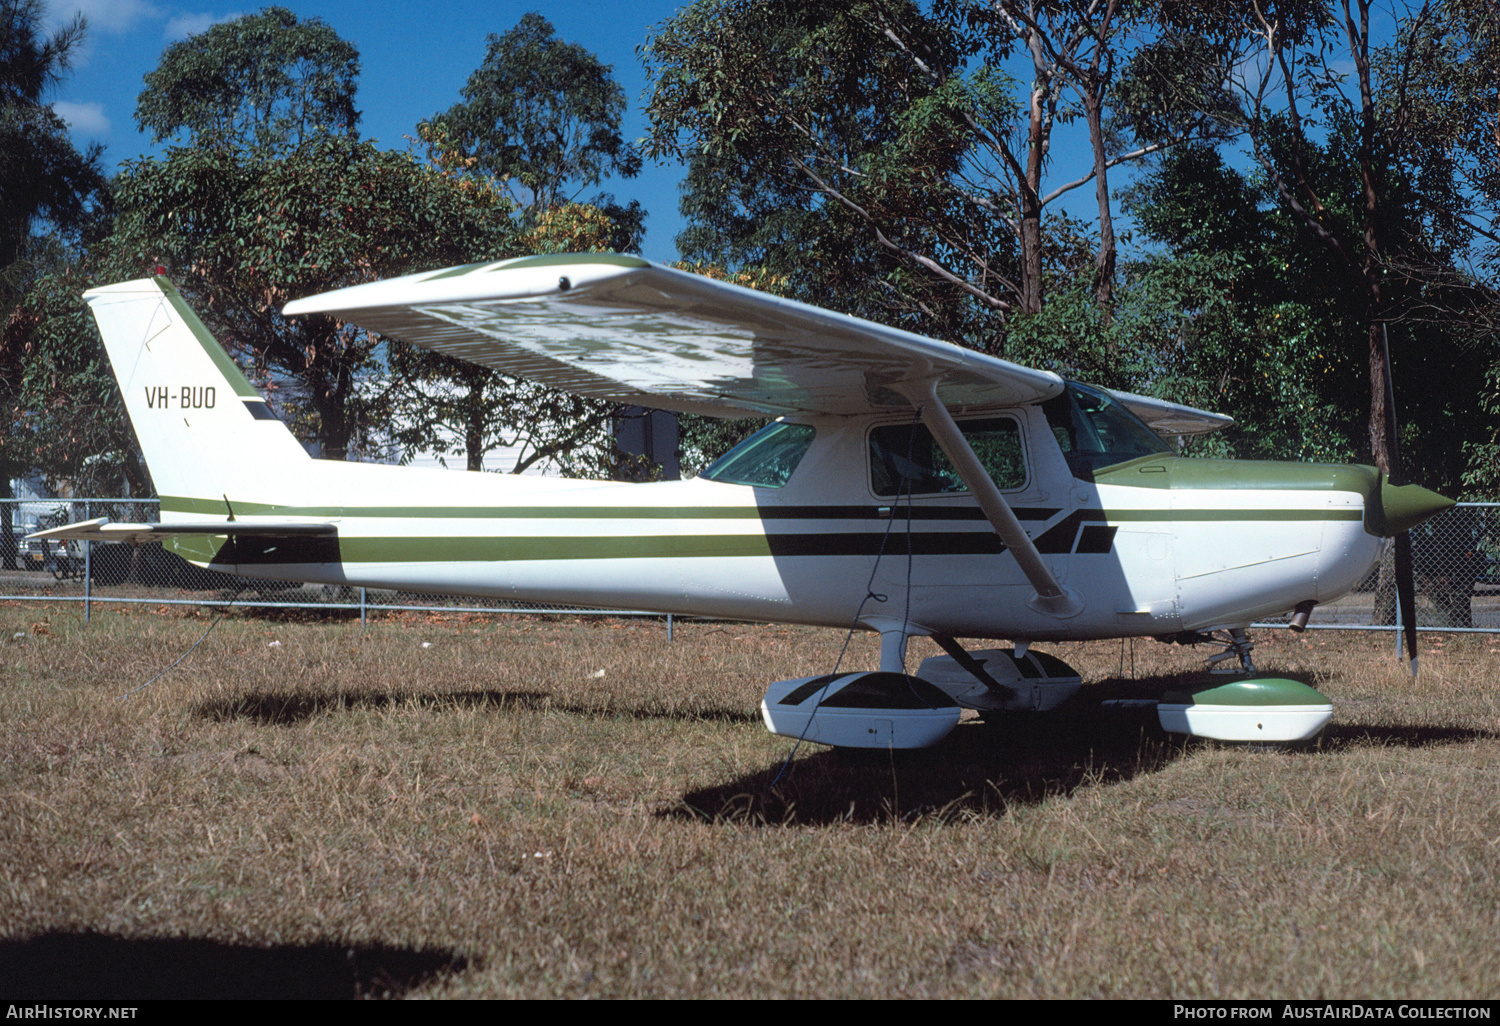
[759,632,1084,749]
[759,622,1336,749]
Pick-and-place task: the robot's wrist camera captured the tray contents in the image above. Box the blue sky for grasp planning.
[46,1,695,262]
[42,0,1194,269]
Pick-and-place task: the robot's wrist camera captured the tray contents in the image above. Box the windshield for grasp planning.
[1042,382,1170,477]
[700,421,816,488]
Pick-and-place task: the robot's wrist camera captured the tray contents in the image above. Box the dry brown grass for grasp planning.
[1,602,1497,998]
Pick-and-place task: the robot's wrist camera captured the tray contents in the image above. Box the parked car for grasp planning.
[19,511,84,580]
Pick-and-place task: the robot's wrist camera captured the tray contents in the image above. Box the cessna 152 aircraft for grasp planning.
[35,253,1453,749]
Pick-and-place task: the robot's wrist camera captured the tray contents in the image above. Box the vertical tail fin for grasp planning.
[85,277,310,508]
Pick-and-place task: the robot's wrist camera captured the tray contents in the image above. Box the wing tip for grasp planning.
[284,252,653,317]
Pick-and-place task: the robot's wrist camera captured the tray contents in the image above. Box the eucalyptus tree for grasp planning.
[0,0,108,562]
[1380,0,1500,495]
[431,11,643,236]
[120,9,532,462]
[111,136,520,462]
[135,5,359,154]
[0,0,105,302]
[645,0,1009,347]
[644,0,1234,341]
[1165,0,1500,483]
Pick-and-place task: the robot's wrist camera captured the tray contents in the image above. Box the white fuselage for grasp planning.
[175,404,1385,642]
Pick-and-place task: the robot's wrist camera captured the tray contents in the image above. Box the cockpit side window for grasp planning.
[701,421,816,488]
[1042,381,1171,477]
[869,417,1026,497]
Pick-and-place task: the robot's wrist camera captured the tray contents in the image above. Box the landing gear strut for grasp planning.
[1207,628,1257,675]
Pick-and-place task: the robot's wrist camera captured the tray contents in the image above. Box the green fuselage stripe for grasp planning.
[161,494,1362,567]
[160,495,1361,525]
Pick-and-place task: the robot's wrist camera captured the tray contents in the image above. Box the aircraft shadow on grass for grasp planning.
[671,698,1187,827]
[666,674,1500,827]
[0,932,465,999]
[194,688,765,727]
[189,678,1494,828]
[197,688,557,726]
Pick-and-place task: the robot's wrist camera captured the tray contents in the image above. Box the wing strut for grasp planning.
[906,380,1083,618]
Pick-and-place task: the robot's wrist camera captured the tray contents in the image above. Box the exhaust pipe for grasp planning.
[1289,600,1316,632]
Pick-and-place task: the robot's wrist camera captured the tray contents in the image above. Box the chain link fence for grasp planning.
[4,498,1499,632]
[0,498,648,621]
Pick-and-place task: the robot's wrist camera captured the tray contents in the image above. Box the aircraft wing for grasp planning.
[1110,390,1234,437]
[283,254,1066,418]
[27,519,338,545]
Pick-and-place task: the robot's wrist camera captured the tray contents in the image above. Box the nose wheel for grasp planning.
[1207,628,1257,675]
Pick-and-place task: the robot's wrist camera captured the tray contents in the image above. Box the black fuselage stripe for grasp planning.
[759,505,1062,521]
[765,532,1007,556]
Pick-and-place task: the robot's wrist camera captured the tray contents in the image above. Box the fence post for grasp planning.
[360,586,367,627]
[1394,586,1403,657]
[83,539,91,623]
[667,612,673,641]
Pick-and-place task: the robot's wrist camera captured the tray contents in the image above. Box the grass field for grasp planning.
[1,601,1497,999]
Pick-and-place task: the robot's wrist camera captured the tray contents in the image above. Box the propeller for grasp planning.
[1393,520,1418,674]
[1380,325,1429,675]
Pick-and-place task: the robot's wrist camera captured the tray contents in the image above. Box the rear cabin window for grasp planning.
[701,421,816,488]
[869,417,1026,497]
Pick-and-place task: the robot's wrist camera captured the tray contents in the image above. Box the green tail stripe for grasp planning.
[153,277,263,399]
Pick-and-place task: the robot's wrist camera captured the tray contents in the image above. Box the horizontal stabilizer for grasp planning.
[27,518,337,545]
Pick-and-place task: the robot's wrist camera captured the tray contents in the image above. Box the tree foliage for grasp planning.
[1,263,144,493]
[0,0,109,566]
[432,12,641,216]
[1125,123,1488,496]
[1142,0,1499,483]
[110,135,519,460]
[643,0,1229,334]
[644,0,1013,335]
[0,0,105,304]
[107,10,659,478]
[135,5,360,154]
